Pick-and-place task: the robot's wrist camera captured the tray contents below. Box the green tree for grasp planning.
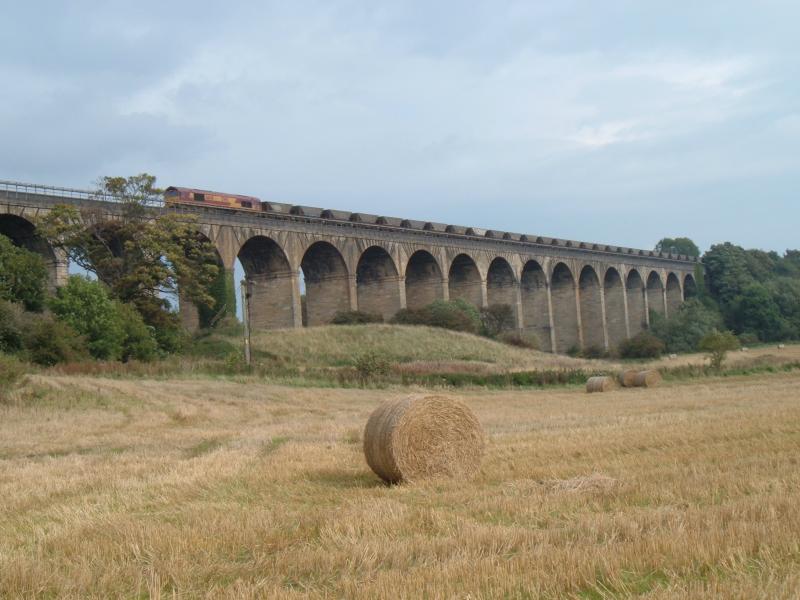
[38,174,221,350]
[649,298,724,353]
[655,237,701,258]
[698,330,740,371]
[49,276,125,360]
[0,234,48,311]
[731,284,793,342]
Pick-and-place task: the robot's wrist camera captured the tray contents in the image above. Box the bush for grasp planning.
[649,298,725,354]
[737,331,761,346]
[0,353,26,401]
[0,300,25,353]
[354,351,391,383]
[20,312,88,366]
[698,329,740,370]
[499,331,539,350]
[480,304,516,338]
[116,302,159,362]
[392,299,481,334]
[331,310,384,325]
[582,345,607,359]
[0,234,48,311]
[49,276,126,360]
[618,332,666,359]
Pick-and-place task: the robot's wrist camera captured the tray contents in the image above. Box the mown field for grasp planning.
[2,365,799,598]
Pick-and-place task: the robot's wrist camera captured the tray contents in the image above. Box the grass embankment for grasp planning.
[38,323,800,389]
[1,373,799,597]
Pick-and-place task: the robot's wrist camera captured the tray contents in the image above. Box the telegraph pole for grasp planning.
[240,279,252,366]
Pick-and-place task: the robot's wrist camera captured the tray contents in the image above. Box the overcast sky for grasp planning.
[2,1,798,253]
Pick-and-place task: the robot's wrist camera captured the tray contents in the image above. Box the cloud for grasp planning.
[1,0,798,252]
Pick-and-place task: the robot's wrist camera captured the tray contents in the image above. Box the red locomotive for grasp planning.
[164,186,262,211]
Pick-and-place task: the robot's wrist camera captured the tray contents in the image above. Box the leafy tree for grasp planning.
[649,298,724,353]
[655,237,701,258]
[698,330,740,371]
[37,174,221,349]
[0,234,48,311]
[731,284,793,342]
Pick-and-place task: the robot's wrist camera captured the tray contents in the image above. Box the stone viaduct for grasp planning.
[1,180,700,353]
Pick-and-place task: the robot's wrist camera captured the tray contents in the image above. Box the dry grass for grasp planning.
[249,324,597,371]
[1,372,799,598]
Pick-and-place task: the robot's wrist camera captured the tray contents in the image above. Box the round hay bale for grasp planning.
[634,370,662,388]
[619,370,639,387]
[363,395,485,484]
[586,376,615,393]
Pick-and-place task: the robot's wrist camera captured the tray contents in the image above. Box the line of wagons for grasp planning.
[163,186,697,261]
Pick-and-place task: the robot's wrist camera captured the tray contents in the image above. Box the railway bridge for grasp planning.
[0,180,699,353]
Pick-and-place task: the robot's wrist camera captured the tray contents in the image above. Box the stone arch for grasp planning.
[604,267,626,349]
[448,253,483,307]
[356,246,401,320]
[486,257,518,325]
[551,262,579,353]
[301,241,350,326]
[666,272,682,315]
[579,266,604,350]
[647,271,666,316]
[626,269,647,335]
[405,250,444,310]
[238,235,295,330]
[521,260,551,352]
[684,273,698,299]
[0,213,62,289]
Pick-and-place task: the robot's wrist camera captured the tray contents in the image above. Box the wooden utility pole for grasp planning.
[240,279,252,366]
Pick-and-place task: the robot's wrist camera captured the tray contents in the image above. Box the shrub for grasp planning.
[618,332,666,359]
[354,351,391,383]
[331,310,384,325]
[737,331,761,346]
[0,353,26,401]
[0,234,48,311]
[582,345,607,359]
[0,300,25,354]
[116,302,159,362]
[49,276,125,360]
[392,299,481,334]
[649,298,725,354]
[20,312,88,366]
[698,329,740,370]
[499,331,539,350]
[480,304,516,338]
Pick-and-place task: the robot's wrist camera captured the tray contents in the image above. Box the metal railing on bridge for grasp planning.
[0,179,163,207]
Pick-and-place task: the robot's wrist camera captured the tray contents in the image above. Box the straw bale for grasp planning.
[634,370,662,388]
[363,395,485,484]
[586,376,615,393]
[619,370,639,387]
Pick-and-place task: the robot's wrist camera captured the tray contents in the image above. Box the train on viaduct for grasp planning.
[0,180,699,354]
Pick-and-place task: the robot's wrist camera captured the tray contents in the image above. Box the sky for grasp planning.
[1,0,798,255]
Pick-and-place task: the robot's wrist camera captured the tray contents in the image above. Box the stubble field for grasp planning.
[1,371,799,598]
